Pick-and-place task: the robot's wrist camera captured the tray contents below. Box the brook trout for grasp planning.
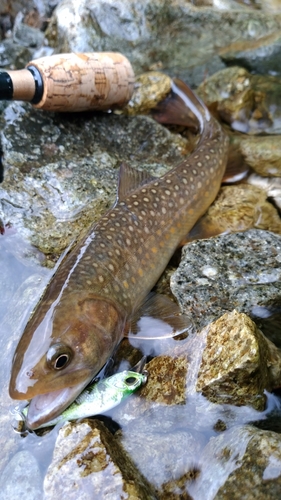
[9,79,229,429]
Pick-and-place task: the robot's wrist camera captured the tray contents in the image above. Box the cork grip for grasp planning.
[27,52,135,112]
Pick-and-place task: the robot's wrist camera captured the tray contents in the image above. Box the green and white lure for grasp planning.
[14,369,147,431]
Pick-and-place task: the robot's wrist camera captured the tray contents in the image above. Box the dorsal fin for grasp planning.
[117,163,156,201]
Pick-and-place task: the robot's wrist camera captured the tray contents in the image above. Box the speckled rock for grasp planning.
[0,451,42,500]
[0,101,188,259]
[171,229,281,340]
[188,184,281,237]
[194,310,281,410]
[121,71,172,116]
[46,0,281,87]
[114,309,281,422]
[0,0,57,18]
[0,38,34,69]
[240,135,281,177]
[192,425,281,500]
[44,419,156,499]
[140,354,188,406]
[184,425,281,499]
[196,66,281,134]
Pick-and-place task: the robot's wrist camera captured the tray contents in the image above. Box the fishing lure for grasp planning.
[13,369,147,431]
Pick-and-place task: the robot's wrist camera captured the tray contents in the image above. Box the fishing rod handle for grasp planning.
[1,52,135,112]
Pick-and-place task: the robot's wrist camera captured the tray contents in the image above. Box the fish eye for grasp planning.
[125,375,137,385]
[46,343,73,371]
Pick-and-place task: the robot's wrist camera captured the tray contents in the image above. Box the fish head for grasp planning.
[9,292,125,429]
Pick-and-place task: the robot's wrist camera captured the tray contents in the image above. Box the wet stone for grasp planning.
[194,310,277,410]
[220,31,281,76]
[210,426,281,500]
[240,135,281,177]
[140,354,188,406]
[247,174,281,211]
[196,66,281,134]
[44,419,156,500]
[171,229,281,342]
[0,101,187,258]
[121,71,172,116]
[188,425,281,499]
[46,0,281,88]
[0,38,33,69]
[199,183,281,236]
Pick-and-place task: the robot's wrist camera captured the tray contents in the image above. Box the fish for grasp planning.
[16,369,146,430]
[9,78,229,429]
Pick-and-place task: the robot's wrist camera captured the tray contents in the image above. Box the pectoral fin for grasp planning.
[127,293,194,340]
[180,214,229,245]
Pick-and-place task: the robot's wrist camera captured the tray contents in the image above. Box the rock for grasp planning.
[188,184,281,238]
[196,66,281,134]
[247,174,281,211]
[46,0,281,87]
[121,71,172,116]
[193,310,280,410]
[0,1,36,18]
[0,101,188,258]
[0,38,34,69]
[190,425,281,499]
[171,229,281,340]
[239,136,281,177]
[0,0,58,19]
[141,310,281,410]
[0,450,42,500]
[220,31,281,75]
[44,419,156,499]
[140,353,188,406]
[12,11,45,48]
[115,309,281,426]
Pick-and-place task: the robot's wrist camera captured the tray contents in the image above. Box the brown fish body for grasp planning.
[9,79,229,429]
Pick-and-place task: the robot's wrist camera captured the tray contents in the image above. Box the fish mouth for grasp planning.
[25,378,92,430]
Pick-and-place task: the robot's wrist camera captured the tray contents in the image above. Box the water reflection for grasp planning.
[0,230,51,488]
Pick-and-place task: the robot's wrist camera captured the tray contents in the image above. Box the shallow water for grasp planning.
[1,229,281,498]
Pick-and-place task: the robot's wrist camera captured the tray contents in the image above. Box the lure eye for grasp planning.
[46,343,73,371]
[125,375,137,386]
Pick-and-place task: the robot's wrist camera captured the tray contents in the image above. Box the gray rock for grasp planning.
[47,0,281,87]
[0,101,187,257]
[221,32,281,76]
[44,419,156,499]
[171,229,281,343]
[0,38,33,68]
[12,13,45,48]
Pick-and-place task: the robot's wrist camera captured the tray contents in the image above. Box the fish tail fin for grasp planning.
[153,78,210,134]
